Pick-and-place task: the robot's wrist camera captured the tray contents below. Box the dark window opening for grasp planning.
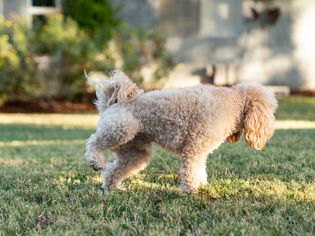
[32,0,55,7]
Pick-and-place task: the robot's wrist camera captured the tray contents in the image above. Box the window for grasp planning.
[29,0,61,26]
[32,0,55,7]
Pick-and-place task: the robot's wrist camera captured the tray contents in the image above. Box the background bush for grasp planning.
[0,18,39,105]
[62,0,120,43]
[110,27,174,86]
[33,14,111,100]
[0,5,174,105]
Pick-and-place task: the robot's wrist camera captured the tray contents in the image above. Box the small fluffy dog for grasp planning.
[85,71,277,193]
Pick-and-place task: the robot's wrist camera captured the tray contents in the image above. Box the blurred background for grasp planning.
[1,2,315,234]
[0,0,314,112]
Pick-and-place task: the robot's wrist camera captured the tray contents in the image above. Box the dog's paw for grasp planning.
[90,162,103,171]
[101,184,126,194]
[101,186,110,195]
[86,155,105,171]
[180,185,198,195]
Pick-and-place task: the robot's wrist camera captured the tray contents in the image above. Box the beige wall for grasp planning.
[292,0,315,90]
[200,0,243,38]
[0,0,3,17]
[162,0,315,90]
[238,0,315,90]
[3,0,29,20]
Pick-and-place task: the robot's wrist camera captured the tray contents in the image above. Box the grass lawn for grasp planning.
[0,96,314,235]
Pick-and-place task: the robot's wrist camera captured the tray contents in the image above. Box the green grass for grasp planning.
[277,96,315,121]
[0,97,315,235]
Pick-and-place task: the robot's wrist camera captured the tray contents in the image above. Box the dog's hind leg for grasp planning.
[85,116,141,171]
[102,142,152,192]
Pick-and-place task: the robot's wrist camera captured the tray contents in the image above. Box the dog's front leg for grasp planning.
[102,143,152,193]
[180,155,208,194]
[85,133,106,171]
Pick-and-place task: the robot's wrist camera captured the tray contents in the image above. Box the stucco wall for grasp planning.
[101,0,315,90]
[0,0,3,17]
[292,0,315,90]
[110,0,159,29]
[238,0,315,90]
[3,0,29,19]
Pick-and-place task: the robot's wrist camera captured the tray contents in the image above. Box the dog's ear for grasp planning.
[241,84,277,150]
[116,80,143,104]
[103,83,120,107]
[103,80,142,107]
[87,70,143,112]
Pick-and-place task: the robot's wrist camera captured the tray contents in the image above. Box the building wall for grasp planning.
[159,0,200,37]
[0,0,3,17]
[3,0,313,90]
[292,0,315,90]
[3,0,29,20]
[200,0,243,38]
[238,1,296,86]
[111,0,315,90]
[239,0,315,90]
[110,0,159,29]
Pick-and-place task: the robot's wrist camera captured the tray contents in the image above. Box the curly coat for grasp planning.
[85,71,278,193]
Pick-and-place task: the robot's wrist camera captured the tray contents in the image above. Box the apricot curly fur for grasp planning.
[85,71,278,193]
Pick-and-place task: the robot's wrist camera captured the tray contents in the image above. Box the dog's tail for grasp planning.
[85,70,143,112]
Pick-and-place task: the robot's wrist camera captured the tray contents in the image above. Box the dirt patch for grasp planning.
[290,90,315,96]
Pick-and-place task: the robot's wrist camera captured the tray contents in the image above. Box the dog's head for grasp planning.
[235,83,278,150]
[86,70,143,112]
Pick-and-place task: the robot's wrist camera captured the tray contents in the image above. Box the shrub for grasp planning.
[0,18,39,105]
[111,28,174,87]
[33,14,111,100]
[0,13,174,105]
[61,0,120,42]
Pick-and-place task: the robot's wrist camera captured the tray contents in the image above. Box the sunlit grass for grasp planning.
[276,120,315,129]
[0,96,314,235]
[0,113,98,129]
[0,139,84,147]
[126,175,315,202]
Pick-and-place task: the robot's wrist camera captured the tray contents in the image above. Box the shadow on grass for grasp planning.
[0,124,94,142]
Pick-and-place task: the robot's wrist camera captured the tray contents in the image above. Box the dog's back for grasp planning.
[123,85,242,155]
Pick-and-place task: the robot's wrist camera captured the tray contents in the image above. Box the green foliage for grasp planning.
[62,0,120,40]
[0,97,315,234]
[0,18,39,105]
[0,13,174,104]
[33,14,111,100]
[112,28,175,86]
